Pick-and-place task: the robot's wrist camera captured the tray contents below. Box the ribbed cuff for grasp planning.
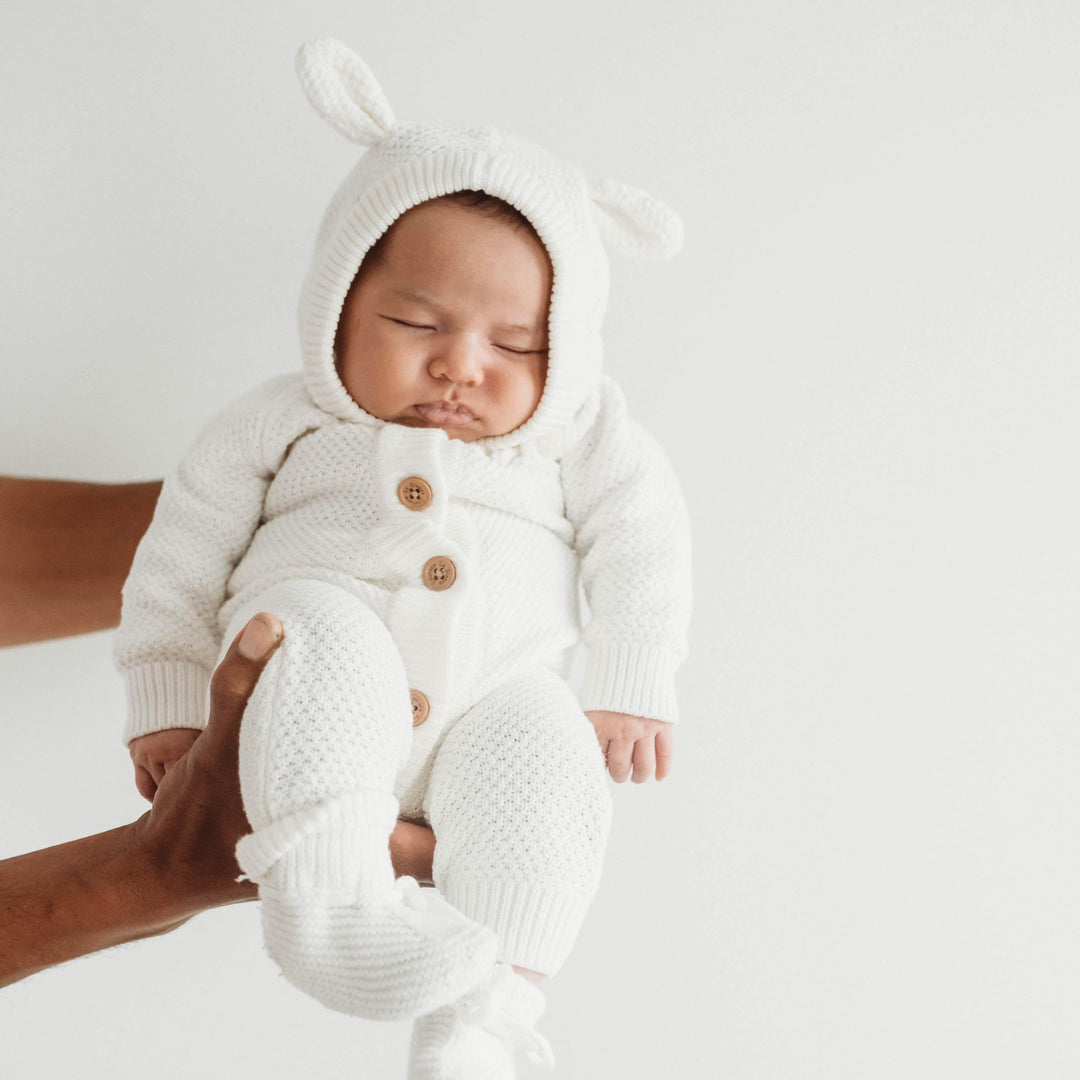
[236,790,400,897]
[441,878,594,977]
[122,661,211,743]
[578,642,681,724]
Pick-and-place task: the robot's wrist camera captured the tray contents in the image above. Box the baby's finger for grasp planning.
[631,735,656,783]
[655,724,675,781]
[606,738,633,783]
[135,764,158,803]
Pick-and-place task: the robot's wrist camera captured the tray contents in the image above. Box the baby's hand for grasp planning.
[584,710,674,784]
[129,728,202,802]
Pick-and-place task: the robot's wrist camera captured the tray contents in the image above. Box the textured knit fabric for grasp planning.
[255,876,498,1021]
[233,579,411,827]
[424,667,611,975]
[114,36,692,1018]
[116,372,691,758]
[224,578,498,1019]
[408,964,553,1078]
[220,576,610,979]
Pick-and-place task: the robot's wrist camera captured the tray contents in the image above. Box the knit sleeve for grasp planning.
[114,375,310,744]
[559,377,692,724]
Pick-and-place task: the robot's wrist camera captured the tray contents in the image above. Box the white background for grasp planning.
[2,2,1078,1077]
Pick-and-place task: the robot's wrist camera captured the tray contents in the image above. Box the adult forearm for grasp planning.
[0,824,184,988]
[0,477,161,647]
[0,819,437,988]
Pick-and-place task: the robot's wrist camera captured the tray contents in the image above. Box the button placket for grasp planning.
[378,426,446,528]
[390,507,477,725]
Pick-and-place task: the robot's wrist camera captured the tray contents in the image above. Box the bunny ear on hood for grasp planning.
[590,178,684,260]
[296,37,396,146]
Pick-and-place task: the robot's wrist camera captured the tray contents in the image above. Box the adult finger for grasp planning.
[606,738,633,783]
[631,735,656,783]
[655,725,675,781]
[201,613,283,757]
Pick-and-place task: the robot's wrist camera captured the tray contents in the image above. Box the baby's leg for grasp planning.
[225,579,496,1020]
[425,666,611,976]
[410,667,612,1076]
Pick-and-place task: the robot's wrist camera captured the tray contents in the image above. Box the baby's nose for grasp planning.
[431,334,485,384]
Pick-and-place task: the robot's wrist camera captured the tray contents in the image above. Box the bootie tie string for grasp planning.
[453,963,555,1069]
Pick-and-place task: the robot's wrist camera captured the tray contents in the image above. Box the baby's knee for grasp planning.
[430,671,613,833]
[251,579,377,639]
[225,579,400,676]
[475,672,608,779]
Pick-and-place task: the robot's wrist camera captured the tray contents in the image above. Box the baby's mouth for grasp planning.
[414,401,478,425]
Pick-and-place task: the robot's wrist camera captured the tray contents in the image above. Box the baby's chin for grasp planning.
[392,414,489,441]
[364,402,538,442]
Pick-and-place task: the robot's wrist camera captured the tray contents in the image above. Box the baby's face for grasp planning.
[335,199,551,442]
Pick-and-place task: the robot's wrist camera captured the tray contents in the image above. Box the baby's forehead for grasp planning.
[369,200,549,286]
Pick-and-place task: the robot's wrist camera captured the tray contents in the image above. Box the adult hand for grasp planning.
[0,612,282,987]
[130,611,436,906]
[127,613,285,920]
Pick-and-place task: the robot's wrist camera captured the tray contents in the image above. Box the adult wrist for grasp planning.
[0,824,184,989]
[127,806,256,921]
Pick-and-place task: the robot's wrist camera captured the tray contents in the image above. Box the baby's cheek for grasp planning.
[504,364,546,428]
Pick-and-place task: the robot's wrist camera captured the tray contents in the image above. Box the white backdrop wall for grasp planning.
[1,2,1078,1078]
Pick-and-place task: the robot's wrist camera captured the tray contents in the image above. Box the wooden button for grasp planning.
[422,556,456,591]
[397,476,433,511]
[410,690,430,727]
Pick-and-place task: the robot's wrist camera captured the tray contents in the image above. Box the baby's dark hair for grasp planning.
[436,189,534,226]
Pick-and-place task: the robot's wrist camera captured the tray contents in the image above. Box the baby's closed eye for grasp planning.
[380,315,546,355]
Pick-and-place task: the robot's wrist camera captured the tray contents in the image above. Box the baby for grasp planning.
[116,38,691,1078]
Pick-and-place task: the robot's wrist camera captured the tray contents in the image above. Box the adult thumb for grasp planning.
[203,613,284,753]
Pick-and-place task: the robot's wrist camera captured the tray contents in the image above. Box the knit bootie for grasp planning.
[236,798,498,1021]
[407,963,555,1079]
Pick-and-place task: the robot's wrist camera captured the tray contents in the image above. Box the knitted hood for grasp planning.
[295,38,683,453]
